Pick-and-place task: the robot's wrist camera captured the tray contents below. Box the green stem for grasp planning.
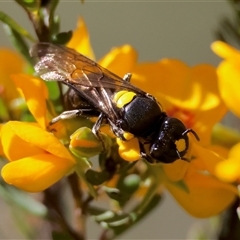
[212,123,240,148]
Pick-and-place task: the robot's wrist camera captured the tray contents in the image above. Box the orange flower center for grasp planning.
[167,106,195,129]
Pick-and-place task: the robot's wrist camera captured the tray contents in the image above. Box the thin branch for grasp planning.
[68,173,87,238]
[43,181,85,240]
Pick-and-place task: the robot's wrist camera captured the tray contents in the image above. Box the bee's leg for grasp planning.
[50,110,82,124]
[92,112,107,151]
[123,73,132,82]
[139,142,157,164]
[107,119,126,140]
[50,109,97,125]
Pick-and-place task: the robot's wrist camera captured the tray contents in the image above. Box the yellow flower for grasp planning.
[174,143,237,217]
[0,48,25,103]
[108,58,227,161]
[211,41,240,118]
[68,21,235,217]
[94,43,236,216]
[67,17,95,60]
[0,75,76,192]
[0,18,100,192]
[0,48,26,119]
[132,59,227,144]
[11,74,49,129]
[215,142,240,182]
[211,41,240,183]
[1,122,75,192]
[132,59,237,217]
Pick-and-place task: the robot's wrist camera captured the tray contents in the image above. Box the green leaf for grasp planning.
[116,162,163,222]
[101,214,134,228]
[75,158,98,198]
[93,210,133,226]
[92,195,161,238]
[52,31,73,45]
[118,174,140,195]
[114,173,141,206]
[111,194,161,237]
[103,186,130,203]
[88,206,109,216]
[3,24,33,66]
[0,11,36,42]
[50,15,60,36]
[85,169,110,185]
[94,211,115,222]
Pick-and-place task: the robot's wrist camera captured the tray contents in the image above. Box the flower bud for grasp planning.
[69,127,111,158]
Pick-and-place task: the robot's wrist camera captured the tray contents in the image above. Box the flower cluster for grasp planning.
[212,41,240,183]
[0,18,238,221]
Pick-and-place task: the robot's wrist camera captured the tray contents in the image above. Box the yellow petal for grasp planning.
[11,74,48,129]
[211,41,240,63]
[215,142,240,182]
[0,48,25,103]
[211,41,240,116]
[229,142,240,158]
[1,153,75,192]
[215,158,240,182]
[193,143,225,175]
[99,45,138,77]
[67,17,95,60]
[132,59,222,109]
[132,59,189,101]
[165,171,237,217]
[0,124,4,156]
[3,121,75,163]
[188,64,222,111]
[1,122,44,161]
[192,105,227,144]
[117,138,140,162]
[163,160,189,181]
[217,61,240,117]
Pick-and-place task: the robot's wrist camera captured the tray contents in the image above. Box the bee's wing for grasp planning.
[30,43,145,93]
[30,43,145,120]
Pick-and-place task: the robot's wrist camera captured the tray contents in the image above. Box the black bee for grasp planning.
[30,43,199,164]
